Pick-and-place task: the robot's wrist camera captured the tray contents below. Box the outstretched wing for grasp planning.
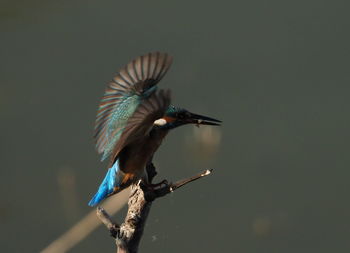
[110,89,171,164]
[94,52,173,161]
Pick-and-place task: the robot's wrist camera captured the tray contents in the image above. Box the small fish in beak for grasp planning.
[186,112,222,126]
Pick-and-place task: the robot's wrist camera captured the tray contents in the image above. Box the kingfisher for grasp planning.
[88,52,221,206]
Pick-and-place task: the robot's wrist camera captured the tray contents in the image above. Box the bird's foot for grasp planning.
[149,179,169,190]
[140,179,170,202]
[140,179,169,191]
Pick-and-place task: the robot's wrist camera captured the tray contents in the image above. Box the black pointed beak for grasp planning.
[187,112,222,126]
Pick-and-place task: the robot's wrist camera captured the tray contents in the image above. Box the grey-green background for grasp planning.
[1,0,350,252]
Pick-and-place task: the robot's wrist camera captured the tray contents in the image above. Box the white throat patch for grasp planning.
[153,118,167,126]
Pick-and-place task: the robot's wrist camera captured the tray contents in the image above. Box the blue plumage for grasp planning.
[100,95,140,161]
[88,160,126,206]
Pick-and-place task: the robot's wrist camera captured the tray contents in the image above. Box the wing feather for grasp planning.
[94,52,173,161]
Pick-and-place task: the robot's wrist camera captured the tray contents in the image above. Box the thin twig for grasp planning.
[96,207,120,238]
[171,169,213,191]
[151,169,213,199]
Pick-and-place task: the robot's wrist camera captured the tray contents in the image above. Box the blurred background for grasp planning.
[1,0,350,252]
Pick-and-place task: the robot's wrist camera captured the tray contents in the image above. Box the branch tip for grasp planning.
[202,169,213,176]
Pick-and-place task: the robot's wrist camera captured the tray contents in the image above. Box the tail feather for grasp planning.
[88,165,115,206]
[88,160,136,206]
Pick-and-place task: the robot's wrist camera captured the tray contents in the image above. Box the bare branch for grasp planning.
[96,166,213,253]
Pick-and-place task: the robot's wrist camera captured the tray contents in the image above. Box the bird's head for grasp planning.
[154,105,221,130]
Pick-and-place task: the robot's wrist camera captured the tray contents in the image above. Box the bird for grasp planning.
[88,52,221,206]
